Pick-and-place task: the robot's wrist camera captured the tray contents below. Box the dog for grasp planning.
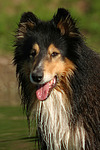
[14,8,100,150]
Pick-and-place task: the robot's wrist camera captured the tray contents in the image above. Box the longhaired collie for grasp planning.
[14,8,100,150]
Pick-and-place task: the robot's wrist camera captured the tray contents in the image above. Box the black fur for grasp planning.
[14,8,100,149]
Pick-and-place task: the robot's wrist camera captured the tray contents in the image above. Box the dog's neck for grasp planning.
[36,89,85,150]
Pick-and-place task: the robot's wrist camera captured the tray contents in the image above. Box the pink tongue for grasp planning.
[36,82,50,101]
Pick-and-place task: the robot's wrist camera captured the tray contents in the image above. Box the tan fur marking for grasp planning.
[32,43,40,55]
[17,21,35,39]
[48,44,60,57]
[44,54,75,78]
[57,18,66,35]
[27,21,35,29]
[63,58,75,76]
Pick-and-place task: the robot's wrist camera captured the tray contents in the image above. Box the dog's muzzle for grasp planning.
[30,70,43,84]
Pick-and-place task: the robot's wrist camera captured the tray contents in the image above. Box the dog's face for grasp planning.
[29,41,73,101]
[14,8,79,101]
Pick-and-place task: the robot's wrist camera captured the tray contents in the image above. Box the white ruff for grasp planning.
[36,89,85,150]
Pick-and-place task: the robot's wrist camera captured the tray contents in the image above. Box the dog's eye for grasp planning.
[30,49,36,58]
[51,52,59,57]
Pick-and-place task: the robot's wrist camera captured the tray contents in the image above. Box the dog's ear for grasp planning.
[53,8,79,37]
[16,12,38,39]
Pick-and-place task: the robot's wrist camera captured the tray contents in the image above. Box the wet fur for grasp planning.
[14,8,100,150]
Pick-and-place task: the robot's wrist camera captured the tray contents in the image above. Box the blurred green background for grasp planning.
[0,0,100,150]
[0,0,100,54]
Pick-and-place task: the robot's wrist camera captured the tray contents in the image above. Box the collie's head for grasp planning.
[14,8,82,105]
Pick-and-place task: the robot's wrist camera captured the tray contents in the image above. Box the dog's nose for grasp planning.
[32,73,43,83]
[30,71,43,83]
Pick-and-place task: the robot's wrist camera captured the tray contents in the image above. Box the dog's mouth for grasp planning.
[36,76,57,101]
